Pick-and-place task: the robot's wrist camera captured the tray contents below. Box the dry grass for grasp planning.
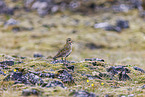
[0,1,145,96]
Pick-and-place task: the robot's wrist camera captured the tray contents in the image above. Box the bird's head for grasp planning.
[66,38,73,44]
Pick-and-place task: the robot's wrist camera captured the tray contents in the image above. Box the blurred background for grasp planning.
[0,0,145,65]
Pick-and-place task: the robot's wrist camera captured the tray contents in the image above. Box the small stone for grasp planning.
[85,43,105,49]
[23,73,44,85]
[106,66,118,76]
[128,94,134,97]
[85,58,104,62]
[141,85,145,89]
[46,80,65,88]
[118,71,131,81]
[66,65,74,72]
[4,18,18,26]
[22,89,31,96]
[94,22,109,28]
[104,25,121,32]
[39,73,55,78]
[33,53,44,58]
[0,71,6,76]
[70,90,96,97]
[133,66,145,73]
[22,89,41,96]
[12,72,23,80]
[0,61,14,66]
[51,60,71,64]
[116,20,129,29]
[57,70,74,83]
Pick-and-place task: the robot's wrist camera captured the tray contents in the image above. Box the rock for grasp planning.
[51,60,72,64]
[118,71,131,81]
[30,0,55,16]
[141,85,145,89]
[33,53,44,58]
[106,66,118,76]
[0,61,14,66]
[112,4,131,12]
[107,66,131,80]
[131,0,142,10]
[140,11,145,18]
[104,25,121,32]
[0,70,6,76]
[133,66,145,73]
[99,72,112,79]
[57,70,74,83]
[46,80,65,88]
[94,22,109,29]
[85,43,105,49]
[12,72,23,80]
[110,86,120,88]
[4,18,18,26]
[0,0,14,15]
[4,72,44,85]
[66,65,74,72]
[85,58,105,62]
[104,94,114,97]
[128,94,134,97]
[116,20,129,29]
[39,73,55,78]
[85,74,102,80]
[3,74,11,81]
[22,73,44,85]
[22,89,41,96]
[22,89,31,96]
[70,90,96,97]
[115,66,126,72]
[107,66,130,74]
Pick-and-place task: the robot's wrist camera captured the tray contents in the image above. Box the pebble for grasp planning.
[57,70,74,83]
[46,80,65,88]
[70,90,96,97]
[133,66,145,73]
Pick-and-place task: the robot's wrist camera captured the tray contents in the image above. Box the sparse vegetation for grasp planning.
[0,0,145,97]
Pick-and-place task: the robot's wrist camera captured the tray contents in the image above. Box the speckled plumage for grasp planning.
[53,38,72,61]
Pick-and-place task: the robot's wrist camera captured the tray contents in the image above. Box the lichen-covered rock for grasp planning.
[57,70,74,83]
[22,89,42,96]
[116,20,129,29]
[0,70,6,76]
[0,61,14,66]
[106,66,118,76]
[105,25,121,32]
[33,53,44,58]
[3,72,44,85]
[133,66,145,73]
[45,80,65,88]
[0,0,14,15]
[22,73,44,85]
[118,71,131,81]
[39,73,55,78]
[141,85,145,89]
[51,60,73,64]
[85,58,105,62]
[70,90,96,97]
[66,65,74,72]
[12,72,23,80]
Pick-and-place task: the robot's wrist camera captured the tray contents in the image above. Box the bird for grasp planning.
[53,38,73,61]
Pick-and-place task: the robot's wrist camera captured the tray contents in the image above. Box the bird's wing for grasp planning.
[53,44,70,58]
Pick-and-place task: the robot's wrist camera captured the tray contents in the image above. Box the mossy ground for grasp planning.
[0,0,145,96]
